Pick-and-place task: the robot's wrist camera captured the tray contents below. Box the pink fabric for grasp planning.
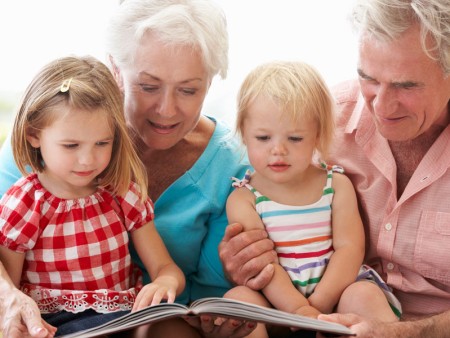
[0,174,153,313]
[328,79,450,317]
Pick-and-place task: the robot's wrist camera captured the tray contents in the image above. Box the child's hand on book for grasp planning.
[132,276,180,311]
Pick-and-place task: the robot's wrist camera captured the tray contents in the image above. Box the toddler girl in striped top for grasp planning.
[224,61,400,338]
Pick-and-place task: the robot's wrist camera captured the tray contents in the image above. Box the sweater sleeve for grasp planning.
[0,133,24,199]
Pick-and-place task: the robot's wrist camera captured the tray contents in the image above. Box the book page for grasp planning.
[58,297,354,338]
[190,298,354,336]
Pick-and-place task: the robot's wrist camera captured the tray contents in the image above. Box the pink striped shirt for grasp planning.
[329,80,450,317]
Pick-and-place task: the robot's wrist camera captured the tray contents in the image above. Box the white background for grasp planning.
[0,0,358,126]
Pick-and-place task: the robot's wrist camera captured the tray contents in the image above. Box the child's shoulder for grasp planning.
[227,179,256,207]
[331,170,352,184]
[0,174,42,218]
[112,181,154,219]
[3,173,40,199]
[328,170,355,197]
[317,162,353,190]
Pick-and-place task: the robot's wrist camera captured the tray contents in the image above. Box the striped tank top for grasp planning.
[234,165,342,296]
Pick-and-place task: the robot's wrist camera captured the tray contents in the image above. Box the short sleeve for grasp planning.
[115,182,154,232]
[0,178,42,252]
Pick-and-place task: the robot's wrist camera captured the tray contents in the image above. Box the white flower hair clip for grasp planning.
[60,77,73,93]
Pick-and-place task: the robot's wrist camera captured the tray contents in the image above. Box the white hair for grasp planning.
[351,0,450,74]
[106,0,228,79]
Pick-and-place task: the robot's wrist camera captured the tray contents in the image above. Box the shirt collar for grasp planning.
[345,91,366,134]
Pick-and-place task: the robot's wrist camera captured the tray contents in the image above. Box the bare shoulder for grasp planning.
[330,171,356,194]
[227,185,255,204]
[226,185,264,229]
[331,173,358,207]
[226,185,257,217]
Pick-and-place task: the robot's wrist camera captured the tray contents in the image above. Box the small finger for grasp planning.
[133,286,155,311]
[166,289,176,304]
[150,289,165,306]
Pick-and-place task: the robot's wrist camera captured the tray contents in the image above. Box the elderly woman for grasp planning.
[0,0,254,337]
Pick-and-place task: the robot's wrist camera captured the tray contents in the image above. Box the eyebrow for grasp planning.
[357,68,423,88]
[138,72,203,84]
[59,137,114,143]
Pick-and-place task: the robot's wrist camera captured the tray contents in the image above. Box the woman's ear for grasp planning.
[26,129,40,148]
[109,55,124,91]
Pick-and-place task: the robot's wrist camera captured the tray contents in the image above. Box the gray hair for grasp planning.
[351,0,450,74]
[105,0,228,79]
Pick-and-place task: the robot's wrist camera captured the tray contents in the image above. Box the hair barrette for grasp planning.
[60,77,73,93]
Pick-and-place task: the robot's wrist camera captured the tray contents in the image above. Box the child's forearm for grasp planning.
[155,263,186,295]
[309,247,363,313]
[262,263,312,314]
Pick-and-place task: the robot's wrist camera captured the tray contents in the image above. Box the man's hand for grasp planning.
[218,223,277,290]
[318,313,400,338]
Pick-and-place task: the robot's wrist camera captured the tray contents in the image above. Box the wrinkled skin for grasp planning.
[0,281,56,338]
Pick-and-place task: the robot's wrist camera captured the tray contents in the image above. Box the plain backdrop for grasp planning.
[0,0,358,126]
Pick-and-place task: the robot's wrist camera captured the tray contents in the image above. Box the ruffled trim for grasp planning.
[231,169,252,188]
[22,283,142,314]
[319,162,344,174]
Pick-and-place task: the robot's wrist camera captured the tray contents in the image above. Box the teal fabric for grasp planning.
[0,133,22,198]
[130,118,250,303]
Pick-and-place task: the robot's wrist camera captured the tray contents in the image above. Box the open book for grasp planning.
[59,297,354,337]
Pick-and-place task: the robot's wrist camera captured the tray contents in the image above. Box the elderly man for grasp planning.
[219,0,450,337]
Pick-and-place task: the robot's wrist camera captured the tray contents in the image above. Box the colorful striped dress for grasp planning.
[233,166,339,296]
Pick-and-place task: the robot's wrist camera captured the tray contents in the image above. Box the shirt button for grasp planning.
[387,263,394,270]
[385,223,392,231]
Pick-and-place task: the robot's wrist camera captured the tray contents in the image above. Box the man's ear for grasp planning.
[26,129,40,148]
[109,55,124,91]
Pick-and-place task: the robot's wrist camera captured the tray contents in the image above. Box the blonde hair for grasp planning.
[12,55,149,201]
[236,61,335,158]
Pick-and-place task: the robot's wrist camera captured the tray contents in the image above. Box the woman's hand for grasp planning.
[1,288,56,338]
[183,314,256,338]
[218,223,277,290]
